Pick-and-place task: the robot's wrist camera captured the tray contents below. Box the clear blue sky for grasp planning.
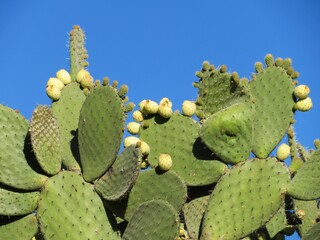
[1,1,319,239]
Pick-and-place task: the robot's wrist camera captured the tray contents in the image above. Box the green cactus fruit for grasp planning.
[117,84,129,98]
[200,158,290,240]
[95,145,141,201]
[122,200,179,240]
[111,80,119,88]
[105,169,187,221]
[265,204,288,238]
[46,85,61,101]
[276,143,291,161]
[0,214,38,240]
[78,85,125,182]
[30,105,61,175]
[182,100,196,117]
[200,102,254,164]
[303,221,320,240]
[282,58,292,70]
[264,53,275,67]
[294,97,312,112]
[69,25,89,81]
[194,60,249,118]
[51,82,86,172]
[56,69,71,85]
[139,112,228,186]
[0,104,47,190]
[0,188,40,216]
[289,157,304,173]
[293,199,320,238]
[219,64,227,73]
[288,149,320,200]
[37,171,120,240]
[158,153,173,171]
[124,102,135,113]
[127,122,140,135]
[250,61,295,158]
[275,57,283,67]
[182,196,209,239]
[254,62,264,73]
[231,72,240,84]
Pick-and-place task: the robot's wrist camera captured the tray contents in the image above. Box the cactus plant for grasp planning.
[0,25,318,240]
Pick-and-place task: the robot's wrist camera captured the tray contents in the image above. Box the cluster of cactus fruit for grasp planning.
[1,25,319,240]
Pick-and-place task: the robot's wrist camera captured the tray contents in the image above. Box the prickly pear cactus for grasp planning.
[0,25,318,240]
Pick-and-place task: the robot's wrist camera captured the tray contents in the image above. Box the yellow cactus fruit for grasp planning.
[127,122,140,135]
[138,100,148,113]
[76,69,90,83]
[46,85,61,101]
[132,110,144,122]
[144,100,159,114]
[158,153,172,171]
[293,85,310,99]
[182,100,196,117]
[56,69,71,85]
[294,97,312,112]
[276,143,290,161]
[158,103,173,118]
[139,141,150,156]
[46,77,64,90]
[124,136,140,148]
[159,97,173,108]
[80,74,94,89]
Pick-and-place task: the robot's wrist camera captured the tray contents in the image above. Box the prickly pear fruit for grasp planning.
[182,100,196,117]
[158,103,173,118]
[276,143,291,161]
[159,97,173,108]
[158,153,172,171]
[139,141,150,156]
[46,85,61,101]
[127,122,140,135]
[80,74,94,89]
[56,69,71,85]
[76,69,90,83]
[294,97,312,112]
[264,53,274,67]
[132,110,144,122]
[46,77,64,90]
[124,136,140,148]
[294,85,310,99]
[144,100,159,114]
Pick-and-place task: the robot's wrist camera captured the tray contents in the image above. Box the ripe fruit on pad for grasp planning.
[76,69,90,83]
[158,153,172,171]
[276,143,290,161]
[158,103,173,118]
[139,141,150,156]
[46,77,64,90]
[182,100,196,117]
[294,97,312,112]
[56,69,71,85]
[294,85,310,99]
[159,97,173,108]
[127,122,140,135]
[132,110,144,122]
[46,85,61,101]
[124,136,140,148]
[144,100,159,114]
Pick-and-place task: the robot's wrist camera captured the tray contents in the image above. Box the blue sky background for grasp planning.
[1,1,319,239]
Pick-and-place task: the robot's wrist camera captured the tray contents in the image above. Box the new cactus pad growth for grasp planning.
[0,26,318,240]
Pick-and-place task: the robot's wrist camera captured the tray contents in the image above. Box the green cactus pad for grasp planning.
[201,158,290,240]
[122,200,179,240]
[182,196,209,239]
[303,221,320,240]
[199,102,254,164]
[293,199,320,238]
[37,171,120,240]
[0,188,39,216]
[30,105,61,175]
[69,25,89,81]
[105,168,187,221]
[265,204,288,238]
[0,214,38,240]
[194,62,249,118]
[139,112,227,186]
[78,85,125,182]
[95,145,141,201]
[250,65,295,158]
[51,82,86,172]
[288,149,320,200]
[0,104,47,190]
